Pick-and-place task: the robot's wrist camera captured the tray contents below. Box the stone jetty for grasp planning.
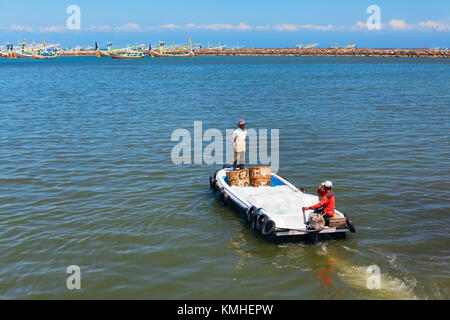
[194,48,450,58]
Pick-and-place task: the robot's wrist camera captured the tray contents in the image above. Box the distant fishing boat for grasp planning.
[430,46,449,50]
[150,50,194,58]
[13,39,34,58]
[102,43,146,59]
[344,42,357,49]
[33,51,58,59]
[296,43,319,49]
[2,44,15,58]
[15,40,60,59]
[150,38,195,58]
[329,43,340,49]
[0,45,7,58]
[15,51,34,58]
[214,42,227,49]
[96,50,110,57]
[33,43,59,59]
[96,42,112,57]
[110,50,145,59]
[110,53,144,59]
[1,40,59,59]
[304,43,319,49]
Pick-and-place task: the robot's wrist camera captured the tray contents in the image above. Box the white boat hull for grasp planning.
[210,166,354,243]
[15,52,33,59]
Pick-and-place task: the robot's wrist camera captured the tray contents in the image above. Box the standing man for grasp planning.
[232,119,247,170]
[302,181,335,226]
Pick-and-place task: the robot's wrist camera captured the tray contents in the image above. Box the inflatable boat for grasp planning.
[209,166,356,244]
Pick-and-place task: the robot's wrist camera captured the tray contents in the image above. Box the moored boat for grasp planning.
[106,43,146,59]
[150,38,195,58]
[96,49,111,57]
[210,166,356,244]
[109,51,145,59]
[33,51,58,59]
[18,41,60,59]
[12,39,34,58]
[150,49,194,58]
[96,42,113,57]
[3,44,16,58]
[15,51,34,59]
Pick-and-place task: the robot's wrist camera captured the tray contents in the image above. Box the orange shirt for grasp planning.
[310,191,335,216]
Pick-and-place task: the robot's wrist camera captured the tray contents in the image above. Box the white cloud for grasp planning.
[157,22,336,32]
[184,23,247,31]
[349,19,450,32]
[9,24,34,32]
[5,19,450,36]
[88,25,113,32]
[160,24,182,30]
[302,24,335,31]
[351,21,368,31]
[350,21,387,31]
[419,20,439,28]
[273,24,299,32]
[115,23,142,32]
[204,24,234,30]
[131,20,450,33]
[273,23,335,32]
[39,25,66,33]
[388,19,411,31]
[419,20,450,31]
[234,23,251,31]
[145,24,183,30]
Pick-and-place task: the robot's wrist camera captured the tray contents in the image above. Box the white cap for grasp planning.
[322,180,333,188]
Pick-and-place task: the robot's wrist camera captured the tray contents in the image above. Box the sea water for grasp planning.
[0,56,449,299]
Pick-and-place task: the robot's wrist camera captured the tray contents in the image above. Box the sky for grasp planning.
[0,0,449,48]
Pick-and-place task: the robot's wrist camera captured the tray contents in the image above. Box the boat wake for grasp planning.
[315,244,419,299]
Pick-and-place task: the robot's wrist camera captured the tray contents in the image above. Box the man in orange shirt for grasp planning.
[302,181,335,226]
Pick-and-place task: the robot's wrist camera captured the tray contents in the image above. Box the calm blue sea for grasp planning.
[0,56,449,299]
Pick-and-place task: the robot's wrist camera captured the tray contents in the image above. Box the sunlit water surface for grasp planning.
[0,56,448,299]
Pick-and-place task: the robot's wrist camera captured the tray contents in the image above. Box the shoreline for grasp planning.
[59,48,450,58]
